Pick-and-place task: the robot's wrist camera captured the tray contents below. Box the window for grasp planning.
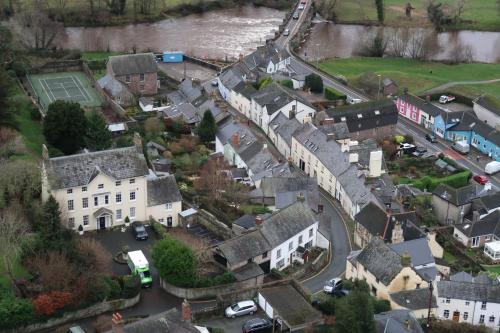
[94,197,99,206]
[276,259,285,269]
[166,203,172,210]
[115,181,121,186]
[68,217,75,228]
[371,286,377,296]
[104,195,109,205]
[309,228,313,237]
[125,74,131,83]
[416,283,421,289]
[262,251,268,258]
[68,200,74,211]
[482,301,487,310]
[465,301,470,306]
[299,235,303,244]
[67,189,73,194]
[443,310,449,319]
[445,298,450,304]
[479,315,485,324]
[129,179,135,184]
[140,73,145,82]
[277,249,281,258]
[82,186,87,192]
[116,209,122,220]
[463,312,468,320]
[130,207,135,218]
[83,215,89,226]
[489,316,495,323]
[289,241,293,251]
[82,197,88,209]
[167,216,173,227]
[98,184,104,189]
[130,191,136,201]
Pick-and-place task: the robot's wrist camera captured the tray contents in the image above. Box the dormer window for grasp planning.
[125,74,131,83]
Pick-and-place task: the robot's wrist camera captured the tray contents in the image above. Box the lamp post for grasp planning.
[427,281,434,327]
[377,74,382,99]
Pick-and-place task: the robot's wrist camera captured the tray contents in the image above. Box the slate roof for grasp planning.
[390,288,436,310]
[259,177,319,211]
[217,201,317,265]
[398,93,443,117]
[108,53,157,76]
[259,283,322,328]
[233,82,258,99]
[325,99,398,133]
[354,237,404,285]
[455,210,500,238]
[178,78,203,103]
[389,238,434,268]
[147,175,182,207]
[450,271,474,283]
[252,83,312,115]
[433,183,483,206]
[375,310,424,333]
[219,69,244,90]
[44,147,149,190]
[318,122,350,140]
[163,103,199,124]
[197,99,225,123]
[355,202,424,242]
[475,95,500,116]
[97,74,131,98]
[232,262,264,281]
[243,43,290,70]
[472,191,500,215]
[437,280,500,303]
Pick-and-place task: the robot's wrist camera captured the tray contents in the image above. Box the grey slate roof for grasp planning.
[437,279,500,303]
[398,93,443,117]
[147,175,182,207]
[259,177,319,212]
[243,42,290,71]
[233,214,258,230]
[217,201,317,265]
[389,238,434,268]
[233,263,264,281]
[108,53,157,76]
[390,288,436,310]
[450,271,474,283]
[472,191,500,215]
[252,83,312,115]
[318,122,350,140]
[325,99,398,133]
[271,115,302,147]
[475,95,500,116]
[44,147,149,190]
[178,78,203,103]
[455,210,500,238]
[375,310,424,333]
[163,103,199,124]
[97,74,131,98]
[219,69,244,90]
[433,183,483,206]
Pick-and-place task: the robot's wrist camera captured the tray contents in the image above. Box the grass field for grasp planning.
[332,0,500,31]
[485,265,500,275]
[318,57,500,100]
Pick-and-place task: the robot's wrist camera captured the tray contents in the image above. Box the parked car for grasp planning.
[298,3,305,9]
[211,80,218,87]
[347,96,362,104]
[283,28,290,36]
[242,318,273,333]
[293,11,299,19]
[439,95,455,104]
[68,327,87,333]
[425,133,437,143]
[323,278,342,294]
[412,147,427,157]
[225,300,257,318]
[333,289,351,298]
[131,221,149,241]
[300,0,306,4]
[473,175,489,185]
[485,161,500,175]
[451,141,470,154]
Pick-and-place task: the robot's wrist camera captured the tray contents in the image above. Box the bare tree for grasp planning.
[28,251,79,291]
[454,0,467,21]
[76,237,112,276]
[387,27,410,57]
[0,204,29,291]
[9,7,59,50]
[193,157,230,200]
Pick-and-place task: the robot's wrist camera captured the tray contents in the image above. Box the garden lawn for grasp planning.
[319,57,500,99]
[485,265,500,275]
[333,0,500,31]
[0,259,30,289]
[82,51,124,61]
[13,89,45,159]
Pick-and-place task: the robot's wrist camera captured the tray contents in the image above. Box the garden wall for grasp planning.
[2,294,140,333]
[160,274,263,300]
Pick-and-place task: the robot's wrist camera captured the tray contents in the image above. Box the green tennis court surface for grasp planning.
[27,72,103,109]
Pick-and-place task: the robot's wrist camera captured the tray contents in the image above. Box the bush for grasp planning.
[324,87,347,101]
[195,272,236,288]
[373,299,391,314]
[30,106,41,121]
[151,218,168,239]
[317,296,336,315]
[82,278,111,305]
[152,237,198,287]
[32,291,74,316]
[121,275,141,299]
[281,79,293,89]
[412,170,471,191]
[103,277,122,300]
[0,289,36,330]
[305,73,323,93]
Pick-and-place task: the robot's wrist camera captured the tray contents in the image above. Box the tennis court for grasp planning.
[27,72,103,110]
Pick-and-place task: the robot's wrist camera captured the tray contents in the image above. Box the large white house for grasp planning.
[41,138,182,231]
[437,272,500,329]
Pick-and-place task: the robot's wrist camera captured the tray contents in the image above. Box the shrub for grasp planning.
[304,73,323,93]
[373,299,391,314]
[195,272,236,288]
[257,77,273,90]
[82,278,111,305]
[121,275,141,299]
[317,297,336,315]
[324,87,347,101]
[0,290,36,330]
[151,218,168,239]
[32,291,73,316]
[281,79,293,89]
[103,277,122,300]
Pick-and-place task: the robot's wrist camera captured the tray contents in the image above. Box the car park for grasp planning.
[473,175,489,185]
[225,300,257,318]
[323,277,342,294]
[425,133,437,143]
[131,221,149,241]
[242,318,273,332]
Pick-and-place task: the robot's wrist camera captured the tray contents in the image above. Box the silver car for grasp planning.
[225,300,257,318]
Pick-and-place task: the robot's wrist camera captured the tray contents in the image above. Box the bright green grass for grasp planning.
[319,57,500,99]
[333,0,500,31]
[82,51,123,61]
[484,265,500,274]
[0,258,31,289]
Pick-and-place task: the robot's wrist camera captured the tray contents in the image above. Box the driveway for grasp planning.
[200,313,268,332]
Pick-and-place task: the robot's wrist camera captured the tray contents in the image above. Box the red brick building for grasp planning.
[107,53,158,95]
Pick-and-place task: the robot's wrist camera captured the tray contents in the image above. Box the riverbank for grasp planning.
[318,57,500,100]
[37,0,293,27]
[317,0,500,32]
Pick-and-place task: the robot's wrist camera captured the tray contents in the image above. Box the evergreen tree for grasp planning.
[43,100,88,155]
[0,70,16,128]
[197,110,217,144]
[375,0,385,23]
[334,290,376,333]
[39,196,64,243]
[86,111,112,151]
[304,73,324,93]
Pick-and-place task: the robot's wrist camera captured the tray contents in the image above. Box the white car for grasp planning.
[225,300,257,318]
[283,28,290,36]
[298,4,305,10]
[323,278,342,294]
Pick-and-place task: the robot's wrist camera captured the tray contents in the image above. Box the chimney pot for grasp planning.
[425,95,431,103]
[111,312,124,333]
[133,132,142,151]
[181,299,191,322]
[231,133,240,146]
[472,210,480,223]
[255,215,263,225]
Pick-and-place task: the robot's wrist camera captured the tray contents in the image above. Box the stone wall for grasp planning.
[30,59,83,74]
[3,294,140,333]
[288,248,328,280]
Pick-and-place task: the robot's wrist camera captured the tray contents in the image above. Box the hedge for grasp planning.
[281,80,293,89]
[324,87,347,101]
[411,170,471,191]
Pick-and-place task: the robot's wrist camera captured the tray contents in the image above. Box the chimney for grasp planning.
[42,144,49,160]
[400,251,411,267]
[472,210,480,223]
[231,133,240,146]
[425,95,431,103]
[404,319,410,329]
[133,132,142,151]
[112,312,125,333]
[255,215,263,226]
[323,118,334,125]
[182,299,191,322]
[391,220,404,244]
[296,193,305,202]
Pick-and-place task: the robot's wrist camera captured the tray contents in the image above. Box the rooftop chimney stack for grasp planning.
[133,132,142,151]
[472,210,480,223]
[255,215,263,226]
[231,133,240,146]
[42,144,49,160]
[111,313,125,333]
[181,299,191,322]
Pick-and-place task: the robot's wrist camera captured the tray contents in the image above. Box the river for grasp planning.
[300,22,500,63]
[54,5,286,60]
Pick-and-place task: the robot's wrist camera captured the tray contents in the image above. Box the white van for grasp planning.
[451,141,470,154]
[485,161,500,175]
